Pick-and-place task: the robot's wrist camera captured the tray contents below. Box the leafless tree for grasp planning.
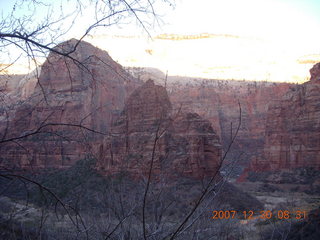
[0,0,174,71]
[0,0,175,238]
[0,1,261,239]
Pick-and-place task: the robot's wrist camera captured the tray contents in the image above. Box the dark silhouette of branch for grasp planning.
[167,102,242,240]
[142,125,160,239]
[0,122,109,144]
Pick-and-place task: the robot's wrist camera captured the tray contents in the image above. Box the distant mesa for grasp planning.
[297,54,320,65]
[310,62,320,82]
[155,33,240,40]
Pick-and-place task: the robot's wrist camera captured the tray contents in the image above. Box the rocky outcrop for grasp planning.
[95,80,222,178]
[0,39,140,169]
[248,63,320,172]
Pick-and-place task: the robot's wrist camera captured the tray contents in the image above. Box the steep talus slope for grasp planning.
[95,80,222,178]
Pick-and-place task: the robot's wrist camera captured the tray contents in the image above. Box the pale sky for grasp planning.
[88,0,320,82]
[2,0,320,46]
[162,0,320,38]
[1,0,320,82]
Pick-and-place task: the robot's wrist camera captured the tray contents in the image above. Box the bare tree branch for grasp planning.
[167,102,242,240]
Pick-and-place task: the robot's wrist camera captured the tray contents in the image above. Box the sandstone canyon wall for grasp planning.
[248,62,320,173]
[168,80,291,165]
[2,38,312,180]
[126,68,293,169]
[0,39,222,179]
[0,39,140,169]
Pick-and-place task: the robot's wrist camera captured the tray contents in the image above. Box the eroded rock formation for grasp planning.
[95,80,222,178]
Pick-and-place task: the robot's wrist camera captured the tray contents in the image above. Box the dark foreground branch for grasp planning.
[167,102,242,240]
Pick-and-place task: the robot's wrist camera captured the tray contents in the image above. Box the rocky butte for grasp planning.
[95,79,222,178]
[244,62,320,176]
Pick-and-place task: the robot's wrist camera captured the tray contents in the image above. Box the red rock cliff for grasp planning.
[249,63,320,172]
[0,39,140,169]
[168,79,291,167]
[95,80,222,178]
[127,68,292,169]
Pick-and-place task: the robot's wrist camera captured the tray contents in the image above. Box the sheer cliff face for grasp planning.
[36,39,140,132]
[168,81,291,165]
[0,39,140,169]
[95,80,222,179]
[249,63,320,172]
